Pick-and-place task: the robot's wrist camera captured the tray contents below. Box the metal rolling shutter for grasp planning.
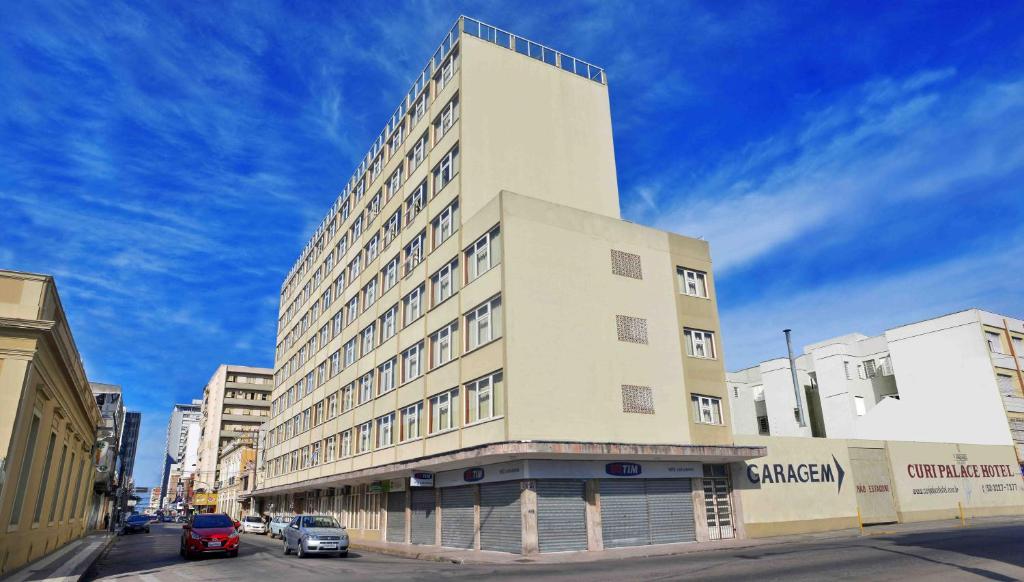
[600,479,650,548]
[479,481,521,553]
[646,479,695,544]
[537,480,588,553]
[385,491,406,543]
[410,489,436,545]
[441,486,476,549]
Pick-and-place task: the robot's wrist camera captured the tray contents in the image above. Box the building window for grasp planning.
[432,144,460,193]
[330,350,341,377]
[998,374,1017,396]
[379,358,396,395]
[621,385,655,414]
[611,250,643,280]
[430,388,458,433]
[406,180,427,224]
[346,296,359,325]
[677,267,708,298]
[408,132,428,171]
[854,396,866,416]
[380,304,398,341]
[864,359,878,379]
[467,371,501,423]
[431,199,459,248]
[401,403,423,441]
[404,231,425,274]
[365,234,380,262]
[616,315,649,344]
[757,415,770,435]
[843,361,851,380]
[684,328,716,359]
[431,259,459,307]
[376,413,395,449]
[325,435,336,462]
[341,384,354,412]
[383,210,402,249]
[327,393,338,418]
[357,422,372,454]
[466,226,501,282]
[434,94,460,140]
[430,321,459,369]
[344,338,358,366]
[358,372,375,404]
[340,429,352,457]
[466,296,502,351]
[382,256,400,291]
[403,285,425,325]
[986,331,1003,353]
[387,166,403,199]
[402,342,424,382]
[691,394,723,425]
[361,323,376,355]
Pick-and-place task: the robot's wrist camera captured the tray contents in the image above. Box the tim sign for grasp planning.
[605,462,642,477]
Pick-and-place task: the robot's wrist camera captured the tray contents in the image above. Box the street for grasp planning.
[86,521,1024,581]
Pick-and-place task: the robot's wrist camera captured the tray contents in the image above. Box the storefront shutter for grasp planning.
[537,480,588,552]
[440,486,475,549]
[385,490,406,543]
[410,488,436,545]
[646,479,695,544]
[600,479,649,548]
[479,481,521,553]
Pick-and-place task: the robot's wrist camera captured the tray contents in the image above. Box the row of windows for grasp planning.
[268,294,503,447]
[267,371,502,479]
[280,67,462,321]
[271,228,502,420]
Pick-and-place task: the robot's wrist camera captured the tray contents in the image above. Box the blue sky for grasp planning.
[2,1,1023,487]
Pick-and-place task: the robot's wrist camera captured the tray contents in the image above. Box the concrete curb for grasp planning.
[1,532,115,582]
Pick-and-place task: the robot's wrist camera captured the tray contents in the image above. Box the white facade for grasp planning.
[729,309,1024,461]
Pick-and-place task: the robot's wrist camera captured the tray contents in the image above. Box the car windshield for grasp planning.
[193,514,234,528]
[244,516,262,522]
[128,515,148,522]
[301,516,340,528]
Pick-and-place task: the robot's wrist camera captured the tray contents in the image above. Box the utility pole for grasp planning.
[784,329,807,428]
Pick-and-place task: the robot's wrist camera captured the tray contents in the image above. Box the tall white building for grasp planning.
[728,309,1024,469]
[160,400,201,507]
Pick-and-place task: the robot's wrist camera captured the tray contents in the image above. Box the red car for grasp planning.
[180,513,241,559]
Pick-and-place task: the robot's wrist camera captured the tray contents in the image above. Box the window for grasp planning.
[330,350,341,377]
[346,296,359,325]
[352,215,364,240]
[327,393,338,418]
[854,396,866,416]
[430,259,458,306]
[616,315,649,344]
[365,234,380,262]
[998,374,1017,396]
[388,122,405,157]
[378,358,396,394]
[757,415,770,435]
[691,394,723,425]
[986,331,1003,353]
[611,250,643,280]
[33,432,57,524]
[360,323,376,355]
[412,89,429,124]
[467,371,501,423]
[316,362,326,386]
[843,361,852,380]
[466,226,501,282]
[376,413,395,448]
[432,144,460,193]
[401,403,423,441]
[879,355,893,376]
[434,95,460,139]
[684,328,716,359]
[403,285,425,325]
[430,388,458,433]
[435,50,458,91]
[864,359,878,379]
[341,383,354,412]
[383,210,402,248]
[382,255,400,291]
[380,304,398,341]
[358,372,375,404]
[303,408,311,431]
[406,180,427,224]
[325,435,336,462]
[404,231,425,274]
[349,254,362,279]
[344,338,358,366]
[357,422,372,453]
[408,132,428,171]
[371,155,383,181]
[621,384,655,414]
[677,267,708,298]
[387,166,403,199]
[430,321,458,368]
[466,296,502,351]
[311,441,321,466]
[431,200,459,248]
[402,342,424,382]
[341,429,353,457]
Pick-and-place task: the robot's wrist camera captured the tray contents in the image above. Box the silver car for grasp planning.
[268,515,291,539]
[282,514,349,558]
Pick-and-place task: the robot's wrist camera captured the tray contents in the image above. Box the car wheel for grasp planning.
[283,539,291,555]
[228,550,238,558]
[297,541,307,559]
[337,551,348,558]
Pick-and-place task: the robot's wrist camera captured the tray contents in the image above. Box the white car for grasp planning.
[240,515,268,534]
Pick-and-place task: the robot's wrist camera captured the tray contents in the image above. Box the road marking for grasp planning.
[3,539,84,582]
[43,540,102,581]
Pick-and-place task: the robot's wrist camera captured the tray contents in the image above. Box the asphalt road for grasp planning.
[86,521,1024,581]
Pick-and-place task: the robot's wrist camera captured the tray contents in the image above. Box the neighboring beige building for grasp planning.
[254,17,761,555]
[728,309,1024,471]
[0,271,101,574]
[217,441,257,520]
[195,365,272,493]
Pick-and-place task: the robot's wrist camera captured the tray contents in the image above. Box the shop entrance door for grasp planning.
[703,465,734,540]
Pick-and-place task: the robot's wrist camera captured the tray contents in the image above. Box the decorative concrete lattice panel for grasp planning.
[610,250,643,280]
[621,385,655,414]
[616,315,649,344]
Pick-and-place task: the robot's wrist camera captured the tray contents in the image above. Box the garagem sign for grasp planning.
[747,455,846,493]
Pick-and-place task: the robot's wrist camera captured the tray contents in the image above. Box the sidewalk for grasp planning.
[350,514,1024,565]
[1,532,114,582]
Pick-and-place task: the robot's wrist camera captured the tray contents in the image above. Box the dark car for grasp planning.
[123,514,151,534]
[180,513,240,559]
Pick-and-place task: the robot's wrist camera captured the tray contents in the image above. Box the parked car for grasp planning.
[268,516,291,539]
[148,515,160,524]
[161,515,175,523]
[240,515,268,534]
[282,515,348,558]
[180,513,241,559]
[176,515,188,523]
[123,514,151,534]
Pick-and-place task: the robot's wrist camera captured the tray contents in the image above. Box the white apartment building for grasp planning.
[729,309,1024,469]
[196,365,273,490]
[160,400,201,507]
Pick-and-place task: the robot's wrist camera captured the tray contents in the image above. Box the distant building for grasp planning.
[195,366,272,492]
[728,309,1024,469]
[217,441,257,520]
[89,383,125,530]
[0,270,102,574]
[118,411,141,486]
[160,400,201,507]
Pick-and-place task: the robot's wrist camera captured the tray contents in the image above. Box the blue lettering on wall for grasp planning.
[746,456,846,493]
